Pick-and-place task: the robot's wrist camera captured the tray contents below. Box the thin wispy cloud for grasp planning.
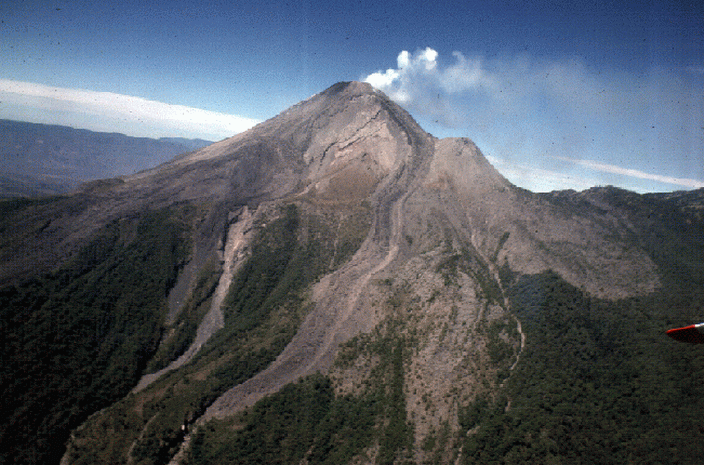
[560,157,704,189]
[0,80,260,140]
[363,48,704,193]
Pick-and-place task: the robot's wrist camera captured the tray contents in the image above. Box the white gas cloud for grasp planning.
[364,47,492,107]
[362,48,704,193]
[0,80,260,140]
[363,48,617,128]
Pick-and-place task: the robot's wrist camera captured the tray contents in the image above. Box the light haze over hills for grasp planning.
[0,119,212,197]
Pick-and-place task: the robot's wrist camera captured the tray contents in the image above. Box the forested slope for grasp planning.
[457,188,704,464]
[0,201,195,464]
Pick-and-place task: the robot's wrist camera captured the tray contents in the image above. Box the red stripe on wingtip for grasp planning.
[667,325,704,344]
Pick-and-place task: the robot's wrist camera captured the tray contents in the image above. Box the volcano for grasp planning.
[1,82,702,465]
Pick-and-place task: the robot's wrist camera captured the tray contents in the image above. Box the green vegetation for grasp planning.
[0,194,65,217]
[221,204,302,332]
[5,185,702,465]
[435,246,503,304]
[188,320,415,465]
[63,202,372,465]
[187,238,510,464]
[491,231,510,263]
[459,272,704,464]
[186,373,377,465]
[378,337,413,465]
[0,206,194,465]
[146,260,221,373]
[459,191,704,464]
[482,317,520,382]
[337,321,415,463]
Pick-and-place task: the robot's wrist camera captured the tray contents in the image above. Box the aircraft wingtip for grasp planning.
[667,323,704,344]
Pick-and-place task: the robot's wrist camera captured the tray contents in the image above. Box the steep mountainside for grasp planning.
[1,82,702,465]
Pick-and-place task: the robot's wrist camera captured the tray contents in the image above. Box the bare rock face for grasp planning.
[199,83,659,430]
[413,137,659,298]
[5,81,658,296]
[124,81,426,204]
[9,81,671,465]
[0,82,428,283]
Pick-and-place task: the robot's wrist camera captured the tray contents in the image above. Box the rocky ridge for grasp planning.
[3,81,673,465]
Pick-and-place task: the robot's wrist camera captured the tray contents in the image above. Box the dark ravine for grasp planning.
[2,82,703,465]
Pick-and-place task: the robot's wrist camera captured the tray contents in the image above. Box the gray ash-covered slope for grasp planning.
[4,81,700,465]
[1,81,657,297]
[0,82,425,282]
[112,81,429,202]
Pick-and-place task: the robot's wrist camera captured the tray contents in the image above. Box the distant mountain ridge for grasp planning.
[0,119,212,197]
[1,82,702,465]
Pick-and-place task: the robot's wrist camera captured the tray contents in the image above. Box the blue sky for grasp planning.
[1,0,702,193]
